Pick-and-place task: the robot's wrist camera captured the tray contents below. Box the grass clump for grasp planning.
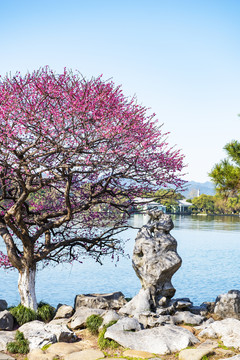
[201,356,209,360]
[9,304,37,325]
[37,301,55,322]
[7,330,29,354]
[86,314,103,335]
[98,320,119,350]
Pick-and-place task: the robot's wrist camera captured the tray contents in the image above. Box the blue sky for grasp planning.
[1,0,240,182]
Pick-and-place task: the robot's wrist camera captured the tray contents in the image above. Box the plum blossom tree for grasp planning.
[0,67,185,310]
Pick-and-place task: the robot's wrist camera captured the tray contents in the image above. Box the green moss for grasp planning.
[86,314,103,335]
[98,320,119,350]
[201,356,209,360]
[41,343,52,351]
[6,330,29,354]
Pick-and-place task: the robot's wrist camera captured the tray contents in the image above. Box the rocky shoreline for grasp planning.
[0,290,240,360]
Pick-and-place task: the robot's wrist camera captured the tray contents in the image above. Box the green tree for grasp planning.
[190,194,215,213]
[209,140,240,199]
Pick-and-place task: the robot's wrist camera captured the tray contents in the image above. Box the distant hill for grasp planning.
[181,181,215,199]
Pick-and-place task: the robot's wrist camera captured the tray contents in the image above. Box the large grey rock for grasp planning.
[0,300,7,311]
[74,291,126,310]
[19,320,77,350]
[101,310,120,326]
[54,304,74,319]
[199,318,240,349]
[119,288,151,316]
[132,211,182,311]
[214,290,240,319]
[0,310,14,330]
[0,331,16,351]
[218,356,240,360]
[172,311,205,325]
[69,307,105,330]
[106,317,141,332]
[105,324,199,354]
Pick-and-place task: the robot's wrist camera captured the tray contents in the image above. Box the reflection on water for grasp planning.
[0,215,240,307]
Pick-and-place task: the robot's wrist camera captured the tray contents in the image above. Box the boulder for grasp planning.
[179,348,214,360]
[105,324,199,354]
[0,300,7,311]
[0,353,19,360]
[199,318,240,349]
[172,311,205,326]
[69,307,105,330]
[106,317,141,332]
[132,212,182,310]
[119,288,151,316]
[64,349,105,360]
[19,320,77,350]
[54,304,74,319]
[27,349,56,360]
[0,310,14,330]
[101,309,120,327]
[0,331,16,351]
[45,342,83,356]
[214,290,240,319]
[74,291,126,310]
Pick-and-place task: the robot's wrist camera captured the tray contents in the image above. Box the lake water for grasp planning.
[1,214,240,308]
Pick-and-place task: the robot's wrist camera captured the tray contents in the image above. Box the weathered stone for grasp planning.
[199,318,240,349]
[19,320,77,350]
[0,300,7,311]
[179,348,214,360]
[189,303,209,316]
[214,290,240,319]
[105,324,199,354]
[172,298,193,310]
[197,339,219,348]
[123,349,155,358]
[215,348,236,357]
[119,288,151,316]
[54,304,74,319]
[132,212,182,311]
[106,317,141,332]
[137,312,172,328]
[69,307,105,330]
[45,342,82,356]
[218,356,240,360]
[0,310,14,330]
[0,331,16,351]
[172,311,205,325]
[64,349,105,360]
[101,310,120,326]
[194,317,215,331]
[27,349,56,360]
[0,353,16,360]
[74,291,126,310]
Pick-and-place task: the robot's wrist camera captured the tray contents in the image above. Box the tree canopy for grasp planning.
[209,140,240,199]
[0,67,185,309]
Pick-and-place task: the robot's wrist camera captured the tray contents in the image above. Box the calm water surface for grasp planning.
[1,215,240,307]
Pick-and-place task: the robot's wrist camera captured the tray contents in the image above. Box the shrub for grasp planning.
[86,314,103,335]
[7,330,29,354]
[9,304,37,325]
[98,320,119,350]
[37,301,55,322]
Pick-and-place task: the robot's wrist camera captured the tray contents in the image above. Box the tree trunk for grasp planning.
[18,266,37,311]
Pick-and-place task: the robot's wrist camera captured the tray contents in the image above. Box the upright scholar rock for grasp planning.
[120,211,182,315]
